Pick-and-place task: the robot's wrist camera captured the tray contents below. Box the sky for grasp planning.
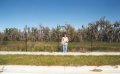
[0,0,120,31]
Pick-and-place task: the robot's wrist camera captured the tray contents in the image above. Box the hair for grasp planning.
[63,32,67,37]
[64,32,66,35]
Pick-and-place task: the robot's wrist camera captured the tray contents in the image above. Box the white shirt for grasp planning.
[61,37,69,45]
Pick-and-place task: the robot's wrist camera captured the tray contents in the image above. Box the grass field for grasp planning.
[0,41,120,52]
[0,55,120,66]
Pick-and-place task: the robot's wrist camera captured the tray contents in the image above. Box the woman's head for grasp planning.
[63,32,67,37]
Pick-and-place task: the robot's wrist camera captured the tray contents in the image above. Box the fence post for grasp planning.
[91,26,93,51]
[25,25,27,51]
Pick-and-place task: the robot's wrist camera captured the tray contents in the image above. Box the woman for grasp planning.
[61,33,69,52]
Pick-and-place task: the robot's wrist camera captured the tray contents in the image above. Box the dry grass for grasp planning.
[0,41,120,52]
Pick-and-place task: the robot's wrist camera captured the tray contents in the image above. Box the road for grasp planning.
[0,65,120,74]
[0,51,120,56]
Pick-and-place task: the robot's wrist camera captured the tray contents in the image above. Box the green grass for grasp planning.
[0,41,120,52]
[0,55,120,66]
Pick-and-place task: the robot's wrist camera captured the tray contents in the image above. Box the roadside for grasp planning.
[0,52,120,74]
[0,65,120,74]
[0,51,120,56]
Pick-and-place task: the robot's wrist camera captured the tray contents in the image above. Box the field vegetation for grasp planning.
[0,41,119,52]
[0,17,119,52]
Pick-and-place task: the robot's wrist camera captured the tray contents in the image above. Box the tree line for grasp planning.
[0,17,120,42]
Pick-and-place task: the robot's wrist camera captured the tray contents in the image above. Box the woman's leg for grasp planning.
[63,45,65,52]
[63,45,68,52]
[63,45,67,52]
[65,45,67,52]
